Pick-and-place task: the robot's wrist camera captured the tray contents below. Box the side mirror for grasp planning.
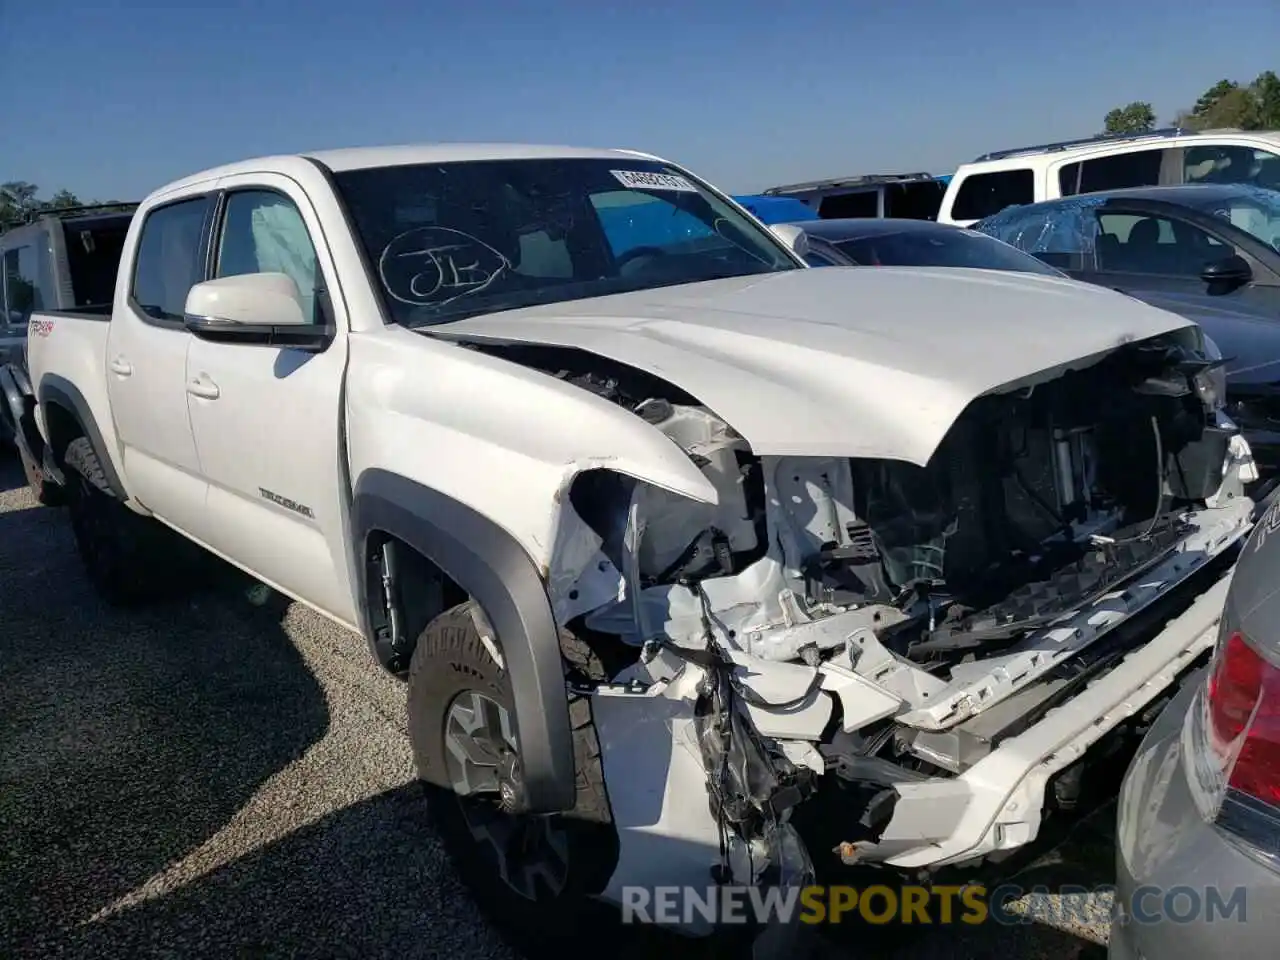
[1201,254,1252,292]
[183,273,330,352]
[769,223,810,259]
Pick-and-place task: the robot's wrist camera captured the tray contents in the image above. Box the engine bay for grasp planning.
[475,334,1236,671]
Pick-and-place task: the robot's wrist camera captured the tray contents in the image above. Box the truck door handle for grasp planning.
[109,356,132,376]
[187,375,220,400]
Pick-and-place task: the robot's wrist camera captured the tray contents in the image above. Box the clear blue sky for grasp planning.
[3,0,1278,201]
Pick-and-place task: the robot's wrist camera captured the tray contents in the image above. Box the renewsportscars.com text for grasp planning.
[621,884,1248,927]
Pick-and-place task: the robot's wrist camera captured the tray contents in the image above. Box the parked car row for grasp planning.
[769,179,1280,485]
[0,141,1277,960]
[974,183,1280,470]
[756,126,1280,227]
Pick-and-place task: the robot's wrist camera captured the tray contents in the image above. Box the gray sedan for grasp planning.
[1110,489,1280,958]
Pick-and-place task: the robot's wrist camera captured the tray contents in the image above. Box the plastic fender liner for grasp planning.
[351,469,575,813]
[36,373,127,498]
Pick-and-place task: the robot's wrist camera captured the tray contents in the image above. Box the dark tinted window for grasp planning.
[61,217,131,309]
[818,190,879,218]
[832,228,1062,275]
[130,197,212,322]
[1095,211,1228,276]
[1061,148,1170,196]
[883,181,946,220]
[950,170,1034,221]
[2,245,42,327]
[1184,145,1280,190]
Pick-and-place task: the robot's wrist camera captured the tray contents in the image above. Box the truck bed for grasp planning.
[24,310,116,491]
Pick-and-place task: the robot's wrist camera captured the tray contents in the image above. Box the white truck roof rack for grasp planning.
[973,127,1203,163]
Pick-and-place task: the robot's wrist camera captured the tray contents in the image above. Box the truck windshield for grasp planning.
[331,158,800,327]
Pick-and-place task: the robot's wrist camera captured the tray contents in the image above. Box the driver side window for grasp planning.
[1095,211,1228,277]
[590,191,719,259]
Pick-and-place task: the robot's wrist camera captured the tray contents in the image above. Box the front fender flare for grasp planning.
[351,469,575,814]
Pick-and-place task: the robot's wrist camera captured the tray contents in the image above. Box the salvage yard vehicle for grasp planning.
[21,143,1266,952]
[763,171,949,220]
[1108,487,1280,960]
[0,203,136,501]
[791,217,1071,273]
[939,127,1280,226]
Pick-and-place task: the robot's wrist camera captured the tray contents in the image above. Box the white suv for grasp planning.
[938,127,1280,226]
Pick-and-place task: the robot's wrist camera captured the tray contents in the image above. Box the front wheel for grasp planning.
[407,602,620,957]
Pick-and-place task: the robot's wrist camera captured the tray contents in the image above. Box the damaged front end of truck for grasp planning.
[451,308,1258,929]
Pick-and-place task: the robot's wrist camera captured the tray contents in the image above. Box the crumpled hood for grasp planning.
[442,267,1196,465]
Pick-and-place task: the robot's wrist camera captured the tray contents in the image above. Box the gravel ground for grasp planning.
[0,454,1115,959]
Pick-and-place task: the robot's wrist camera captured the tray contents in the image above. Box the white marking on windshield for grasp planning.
[378,226,511,308]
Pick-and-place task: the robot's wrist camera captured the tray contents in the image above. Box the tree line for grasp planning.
[1104,70,1280,135]
[1,181,132,235]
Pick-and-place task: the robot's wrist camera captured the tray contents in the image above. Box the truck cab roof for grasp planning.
[149,143,668,197]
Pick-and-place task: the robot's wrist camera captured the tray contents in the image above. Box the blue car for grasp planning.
[730,194,821,225]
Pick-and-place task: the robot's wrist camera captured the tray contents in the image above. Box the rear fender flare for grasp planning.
[36,374,127,498]
[351,468,575,814]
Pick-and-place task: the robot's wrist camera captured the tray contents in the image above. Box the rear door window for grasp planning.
[130,196,214,323]
[1059,147,1176,196]
[950,170,1034,221]
[1183,145,1280,190]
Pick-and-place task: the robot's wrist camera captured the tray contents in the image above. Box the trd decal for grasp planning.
[259,487,315,519]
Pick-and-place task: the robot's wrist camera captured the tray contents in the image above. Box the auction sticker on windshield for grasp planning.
[611,169,698,192]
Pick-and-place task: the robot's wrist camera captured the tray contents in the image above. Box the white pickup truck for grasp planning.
[24,143,1263,949]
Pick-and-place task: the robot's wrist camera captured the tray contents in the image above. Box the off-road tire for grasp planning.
[407,602,620,958]
[62,437,186,605]
[19,443,62,506]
